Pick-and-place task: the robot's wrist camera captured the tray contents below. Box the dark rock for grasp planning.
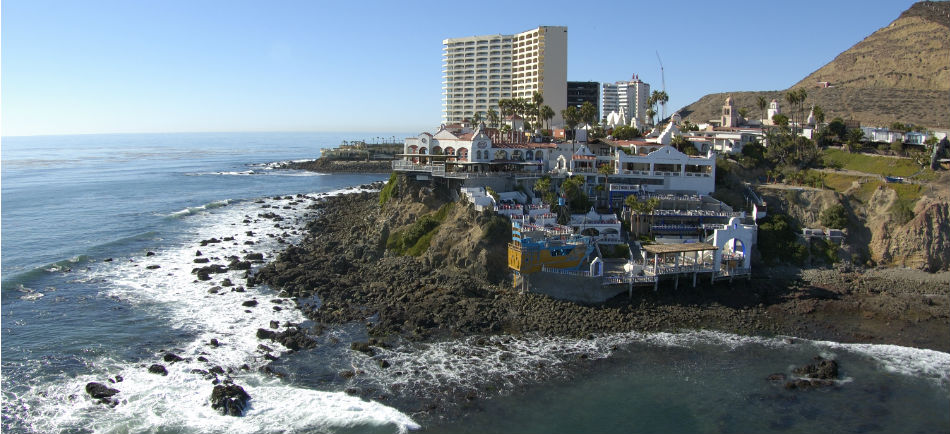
[146,265,161,270]
[245,253,264,261]
[339,370,355,379]
[350,341,374,355]
[257,328,277,340]
[258,344,273,352]
[264,353,279,361]
[148,364,168,376]
[232,286,246,293]
[377,359,391,369]
[195,250,203,256]
[163,353,184,363]
[209,366,225,375]
[146,251,155,257]
[269,320,279,329]
[197,356,209,362]
[222,278,234,287]
[228,260,251,270]
[210,383,251,416]
[104,258,113,262]
[767,373,787,382]
[200,238,222,247]
[194,258,210,264]
[793,357,839,380]
[86,382,120,401]
[242,300,258,307]
[209,338,220,347]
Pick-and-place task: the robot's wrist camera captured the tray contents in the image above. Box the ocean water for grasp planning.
[2,132,948,433]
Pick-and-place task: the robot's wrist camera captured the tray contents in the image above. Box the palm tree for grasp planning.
[785,91,800,134]
[561,106,581,149]
[757,96,768,122]
[645,108,656,126]
[487,108,499,129]
[655,90,669,120]
[580,102,597,130]
[532,91,544,130]
[472,112,482,127]
[540,105,554,131]
[625,195,644,237]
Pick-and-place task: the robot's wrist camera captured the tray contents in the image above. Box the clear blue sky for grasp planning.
[2,0,918,136]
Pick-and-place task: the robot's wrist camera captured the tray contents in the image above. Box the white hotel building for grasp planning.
[602,76,650,126]
[442,26,567,126]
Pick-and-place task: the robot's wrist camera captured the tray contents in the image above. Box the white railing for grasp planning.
[601,275,658,285]
[541,266,591,277]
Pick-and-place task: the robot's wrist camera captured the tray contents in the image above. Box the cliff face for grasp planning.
[868,194,950,271]
[760,185,950,272]
[381,175,511,283]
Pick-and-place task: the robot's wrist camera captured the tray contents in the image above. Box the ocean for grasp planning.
[2,132,948,433]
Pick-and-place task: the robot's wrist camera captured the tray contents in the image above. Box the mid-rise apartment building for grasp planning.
[442,26,567,127]
[567,81,599,119]
[602,75,650,125]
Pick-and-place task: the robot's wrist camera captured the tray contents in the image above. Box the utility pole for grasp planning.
[655,51,667,120]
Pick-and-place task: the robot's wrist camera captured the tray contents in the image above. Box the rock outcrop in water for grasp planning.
[210,383,251,416]
[783,356,840,389]
[85,382,120,405]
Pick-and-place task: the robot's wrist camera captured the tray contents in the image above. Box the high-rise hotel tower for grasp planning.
[442,26,567,127]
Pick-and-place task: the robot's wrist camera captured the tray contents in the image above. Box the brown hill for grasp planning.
[792,1,949,91]
[678,1,950,129]
[678,88,949,129]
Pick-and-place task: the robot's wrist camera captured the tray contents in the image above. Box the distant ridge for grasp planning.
[678,1,950,129]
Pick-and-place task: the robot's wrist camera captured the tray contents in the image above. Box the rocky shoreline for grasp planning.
[249,188,950,353]
[280,158,392,173]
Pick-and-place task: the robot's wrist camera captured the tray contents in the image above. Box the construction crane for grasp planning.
[655,51,667,120]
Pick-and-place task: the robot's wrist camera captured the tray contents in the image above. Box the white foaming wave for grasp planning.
[627,330,950,385]
[814,340,950,385]
[347,329,950,400]
[168,199,233,218]
[15,190,417,433]
[18,361,418,434]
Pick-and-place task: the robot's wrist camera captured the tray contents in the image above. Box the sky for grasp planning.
[1,0,920,136]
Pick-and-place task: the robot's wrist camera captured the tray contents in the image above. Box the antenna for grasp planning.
[655,51,667,120]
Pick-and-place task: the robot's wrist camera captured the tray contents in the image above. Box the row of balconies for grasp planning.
[444,49,514,56]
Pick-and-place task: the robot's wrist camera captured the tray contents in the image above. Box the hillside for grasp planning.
[678,1,950,129]
[678,88,949,129]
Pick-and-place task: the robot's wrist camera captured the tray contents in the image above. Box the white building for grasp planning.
[399,124,558,173]
[611,145,716,195]
[684,127,765,155]
[602,75,650,126]
[766,99,781,125]
[442,26,568,126]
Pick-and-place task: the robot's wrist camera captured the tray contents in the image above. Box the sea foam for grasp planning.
[12,188,416,434]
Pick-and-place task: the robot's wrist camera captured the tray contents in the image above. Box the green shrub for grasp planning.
[386,203,454,256]
[810,239,839,264]
[819,204,848,229]
[757,214,806,265]
[379,172,398,205]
